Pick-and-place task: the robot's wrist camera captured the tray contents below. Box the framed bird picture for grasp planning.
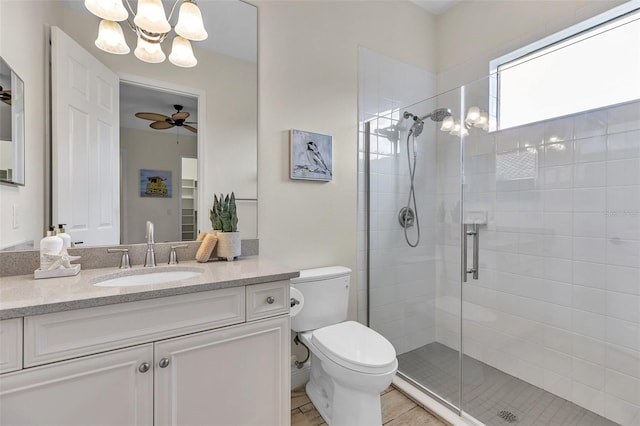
[290,129,333,182]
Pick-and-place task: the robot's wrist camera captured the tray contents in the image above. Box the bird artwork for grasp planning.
[290,129,332,181]
[306,141,332,176]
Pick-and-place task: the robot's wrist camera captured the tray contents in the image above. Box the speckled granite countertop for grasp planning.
[0,257,299,320]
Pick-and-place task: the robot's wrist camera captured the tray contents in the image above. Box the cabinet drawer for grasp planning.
[0,318,22,374]
[246,281,289,321]
[24,287,245,367]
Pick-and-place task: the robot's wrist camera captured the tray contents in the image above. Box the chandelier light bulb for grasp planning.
[466,106,481,124]
[95,20,130,54]
[175,1,209,41]
[450,122,462,136]
[169,36,197,67]
[134,0,171,34]
[134,37,166,63]
[474,111,489,128]
[440,115,455,132]
[85,0,128,21]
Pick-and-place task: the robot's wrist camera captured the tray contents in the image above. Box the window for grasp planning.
[490,3,640,130]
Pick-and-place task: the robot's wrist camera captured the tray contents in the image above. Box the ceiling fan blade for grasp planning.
[183,125,198,133]
[150,121,175,130]
[136,112,170,121]
[172,111,190,120]
[1,99,11,106]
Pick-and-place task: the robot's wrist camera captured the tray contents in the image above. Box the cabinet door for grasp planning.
[0,344,153,426]
[155,316,290,426]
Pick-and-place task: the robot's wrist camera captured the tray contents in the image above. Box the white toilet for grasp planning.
[291,266,398,426]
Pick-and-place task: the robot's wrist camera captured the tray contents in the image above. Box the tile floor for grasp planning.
[291,385,446,426]
[397,342,619,426]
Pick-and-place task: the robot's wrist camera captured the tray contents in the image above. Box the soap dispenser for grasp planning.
[56,224,72,251]
[40,226,63,270]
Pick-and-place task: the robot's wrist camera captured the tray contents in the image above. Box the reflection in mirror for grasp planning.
[0,56,25,186]
[119,81,198,244]
[0,0,257,251]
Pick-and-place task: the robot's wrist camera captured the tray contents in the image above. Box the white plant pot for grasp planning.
[215,232,241,261]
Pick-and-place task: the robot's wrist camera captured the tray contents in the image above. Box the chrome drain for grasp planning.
[497,410,518,423]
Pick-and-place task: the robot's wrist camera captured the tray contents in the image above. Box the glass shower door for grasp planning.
[460,72,639,426]
[366,86,464,412]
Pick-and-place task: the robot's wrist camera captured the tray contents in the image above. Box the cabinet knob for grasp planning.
[159,358,170,368]
[138,362,150,373]
[266,296,275,304]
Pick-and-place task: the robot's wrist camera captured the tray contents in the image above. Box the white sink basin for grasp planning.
[92,267,203,287]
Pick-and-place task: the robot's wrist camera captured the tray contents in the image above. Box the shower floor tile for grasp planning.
[397,342,620,426]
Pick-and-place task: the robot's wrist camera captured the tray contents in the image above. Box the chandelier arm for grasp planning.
[122,0,136,17]
[167,0,182,24]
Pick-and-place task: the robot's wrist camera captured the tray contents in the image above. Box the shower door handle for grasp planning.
[462,223,479,282]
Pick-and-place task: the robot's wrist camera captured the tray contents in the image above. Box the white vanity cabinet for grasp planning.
[0,344,154,425]
[155,316,288,426]
[0,280,291,426]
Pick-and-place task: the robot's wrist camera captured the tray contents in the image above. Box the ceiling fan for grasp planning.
[135,104,197,133]
[0,86,11,106]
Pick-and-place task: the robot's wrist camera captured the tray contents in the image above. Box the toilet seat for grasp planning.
[310,321,396,374]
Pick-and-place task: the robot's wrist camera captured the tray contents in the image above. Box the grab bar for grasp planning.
[461,223,479,282]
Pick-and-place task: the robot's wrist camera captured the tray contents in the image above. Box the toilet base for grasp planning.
[305,353,386,426]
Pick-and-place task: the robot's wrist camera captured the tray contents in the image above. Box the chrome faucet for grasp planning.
[144,221,156,267]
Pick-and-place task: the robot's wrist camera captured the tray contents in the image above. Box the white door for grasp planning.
[154,316,290,426]
[51,26,120,246]
[0,344,153,426]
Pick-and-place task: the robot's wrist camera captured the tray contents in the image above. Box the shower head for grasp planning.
[426,108,452,122]
[404,108,452,126]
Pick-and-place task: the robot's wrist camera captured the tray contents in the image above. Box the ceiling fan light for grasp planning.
[169,36,197,68]
[95,20,130,55]
[175,1,208,41]
[134,37,166,63]
[84,0,128,21]
[134,0,171,34]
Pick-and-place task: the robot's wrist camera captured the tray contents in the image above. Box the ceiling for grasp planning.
[409,0,461,15]
[120,82,198,133]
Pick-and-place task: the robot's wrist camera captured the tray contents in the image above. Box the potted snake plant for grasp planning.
[210,193,241,261]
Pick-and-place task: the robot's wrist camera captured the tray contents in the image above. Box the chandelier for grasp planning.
[85,0,208,68]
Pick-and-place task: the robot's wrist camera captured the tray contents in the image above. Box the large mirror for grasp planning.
[0,56,25,186]
[0,0,257,249]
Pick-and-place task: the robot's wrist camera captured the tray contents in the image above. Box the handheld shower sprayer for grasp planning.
[399,107,452,248]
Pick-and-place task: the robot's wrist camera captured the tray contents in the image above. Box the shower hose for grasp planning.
[403,130,420,247]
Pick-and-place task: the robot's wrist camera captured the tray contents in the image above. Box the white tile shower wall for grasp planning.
[435,100,640,425]
[357,48,437,355]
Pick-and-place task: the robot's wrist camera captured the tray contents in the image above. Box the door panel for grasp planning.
[51,26,119,246]
[0,344,153,426]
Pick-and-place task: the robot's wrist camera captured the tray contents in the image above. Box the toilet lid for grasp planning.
[312,321,397,374]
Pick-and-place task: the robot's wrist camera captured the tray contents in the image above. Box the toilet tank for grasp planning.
[290,266,351,332]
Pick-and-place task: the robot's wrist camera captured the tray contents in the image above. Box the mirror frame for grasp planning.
[0,56,25,186]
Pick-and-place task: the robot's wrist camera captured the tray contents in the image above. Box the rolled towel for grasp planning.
[195,233,218,262]
[196,232,208,241]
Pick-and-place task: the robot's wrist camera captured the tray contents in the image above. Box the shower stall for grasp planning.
[358,12,640,425]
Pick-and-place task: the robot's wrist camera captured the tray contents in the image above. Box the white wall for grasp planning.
[0,1,62,249]
[256,0,437,319]
[120,128,197,244]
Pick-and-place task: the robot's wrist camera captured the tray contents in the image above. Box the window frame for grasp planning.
[489,0,640,131]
